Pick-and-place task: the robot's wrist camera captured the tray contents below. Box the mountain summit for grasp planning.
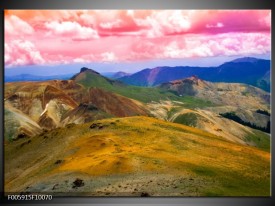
[79,67,100,74]
[71,67,100,80]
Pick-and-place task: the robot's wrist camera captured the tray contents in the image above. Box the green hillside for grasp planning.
[74,69,214,108]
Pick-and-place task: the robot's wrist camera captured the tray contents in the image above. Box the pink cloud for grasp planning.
[101,52,117,62]
[206,22,224,28]
[127,32,271,60]
[99,19,123,29]
[45,21,99,40]
[4,10,271,67]
[133,10,192,37]
[5,40,45,66]
[5,15,34,36]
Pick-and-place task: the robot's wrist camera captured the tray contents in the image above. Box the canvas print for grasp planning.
[4,10,271,196]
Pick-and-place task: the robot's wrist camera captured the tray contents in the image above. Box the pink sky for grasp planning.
[4,10,271,67]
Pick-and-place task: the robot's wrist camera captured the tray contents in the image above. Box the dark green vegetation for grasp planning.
[178,96,214,108]
[220,112,270,133]
[173,113,198,127]
[201,166,270,196]
[244,130,270,152]
[256,109,270,116]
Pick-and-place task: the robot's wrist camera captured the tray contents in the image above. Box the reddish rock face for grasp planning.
[88,88,147,117]
[5,78,148,139]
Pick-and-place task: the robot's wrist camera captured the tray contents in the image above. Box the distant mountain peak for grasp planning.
[188,75,200,81]
[160,76,203,88]
[80,67,100,74]
[71,67,100,80]
[230,57,261,63]
[112,71,130,79]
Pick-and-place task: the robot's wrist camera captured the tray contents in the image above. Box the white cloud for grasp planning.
[163,41,185,58]
[79,12,96,25]
[101,52,117,62]
[158,32,270,59]
[73,54,96,63]
[5,15,34,35]
[260,11,271,27]
[100,19,123,29]
[73,58,87,63]
[167,10,191,32]
[5,40,45,67]
[45,21,99,40]
[127,10,134,17]
[134,10,191,38]
[4,43,11,63]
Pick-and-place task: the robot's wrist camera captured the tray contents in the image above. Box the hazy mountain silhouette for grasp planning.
[119,57,270,92]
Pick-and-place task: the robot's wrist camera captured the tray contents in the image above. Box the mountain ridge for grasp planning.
[103,71,131,79]
[119,57,270,92]
[159,76,270,110]
[5,73,74,83]
[4,67,270,149]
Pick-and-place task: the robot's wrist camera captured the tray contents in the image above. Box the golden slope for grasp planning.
[5,116,270,196]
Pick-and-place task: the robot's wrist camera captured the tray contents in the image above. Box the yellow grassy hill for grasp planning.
[5,116,270,196]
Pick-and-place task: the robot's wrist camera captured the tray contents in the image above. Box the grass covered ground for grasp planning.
[5,116,270,196]
[173,113,199,127]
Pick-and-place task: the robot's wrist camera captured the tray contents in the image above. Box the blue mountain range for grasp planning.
[118,57,270,92]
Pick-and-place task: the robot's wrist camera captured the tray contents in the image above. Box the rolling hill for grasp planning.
[4,116,270,196]
[147,76,270,147]
[146,100,270,151]
[159,76,270,110]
